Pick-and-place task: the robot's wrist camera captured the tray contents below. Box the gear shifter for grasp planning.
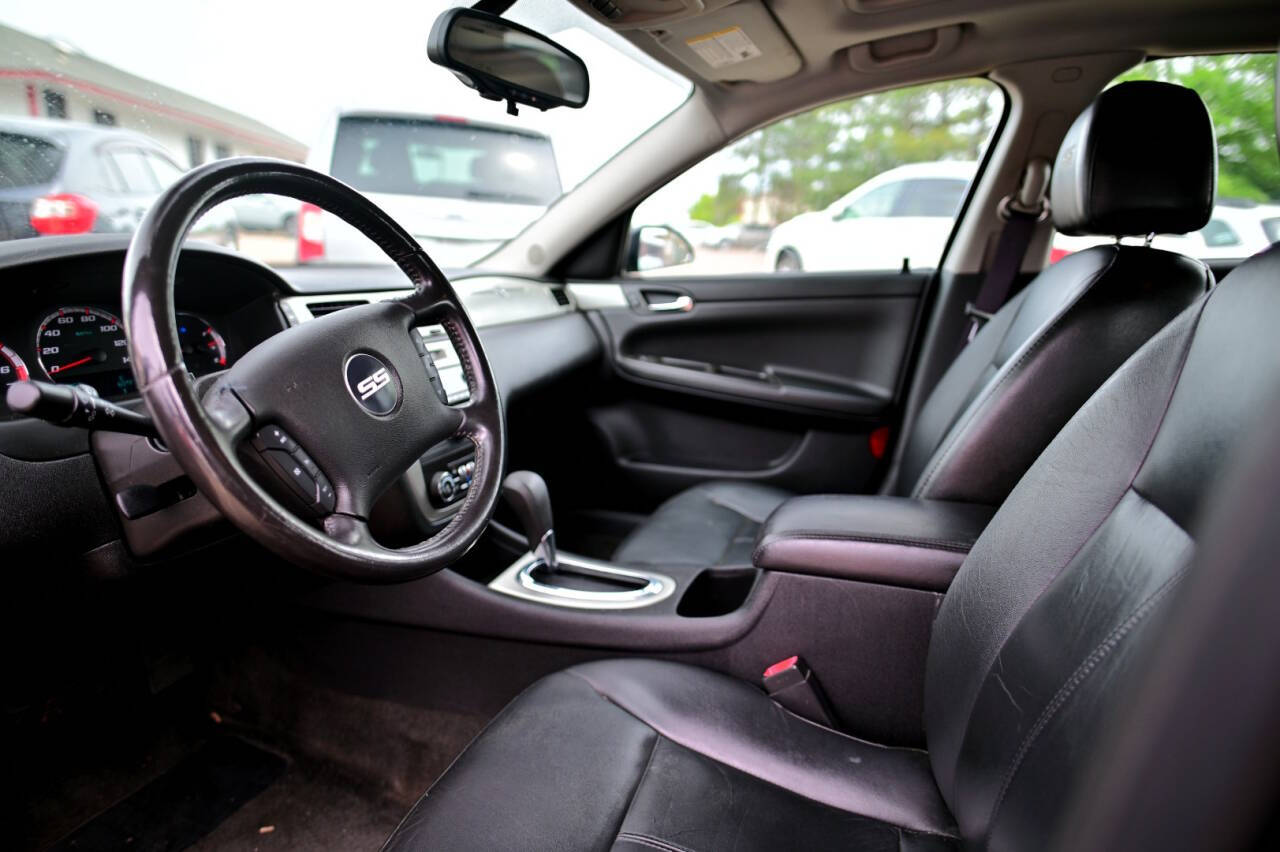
[502,470,558,572]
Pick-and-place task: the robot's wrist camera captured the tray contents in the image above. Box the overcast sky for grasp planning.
[0,0,693,197]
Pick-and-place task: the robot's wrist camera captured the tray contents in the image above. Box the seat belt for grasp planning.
[962,158,1052,345]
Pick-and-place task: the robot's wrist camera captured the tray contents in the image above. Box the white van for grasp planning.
[300,111,562,267]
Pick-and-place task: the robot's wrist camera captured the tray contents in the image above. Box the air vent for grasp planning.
[305,299,367,318]
[550,287,571,307]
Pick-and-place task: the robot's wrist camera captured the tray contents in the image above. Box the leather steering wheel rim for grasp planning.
[122,157,505,583]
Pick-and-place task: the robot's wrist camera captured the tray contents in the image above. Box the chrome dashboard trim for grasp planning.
[566,282,627,309]
[279,276,576,406]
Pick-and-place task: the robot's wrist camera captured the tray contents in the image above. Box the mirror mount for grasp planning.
[428,8,590,117]
[471,0,518,115]
[470,0,517,15]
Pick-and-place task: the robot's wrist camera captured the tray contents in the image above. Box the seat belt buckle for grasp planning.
[963,302,994,342]
[963,302,994,323]
[762,655,837,728]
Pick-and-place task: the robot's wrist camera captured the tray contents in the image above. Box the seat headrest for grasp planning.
[1051,80,1217,237]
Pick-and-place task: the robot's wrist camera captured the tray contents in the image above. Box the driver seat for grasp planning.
[383,91,1278,851]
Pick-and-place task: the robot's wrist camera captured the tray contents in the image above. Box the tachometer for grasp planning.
[1,342,30,417]
[36,306,135,399]
[176,312,228,375]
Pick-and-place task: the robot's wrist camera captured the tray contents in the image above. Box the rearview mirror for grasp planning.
[428,8,589,115]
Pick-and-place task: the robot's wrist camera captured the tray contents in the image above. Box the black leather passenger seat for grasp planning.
[385,162,1280,852]
[613,80,1217,571]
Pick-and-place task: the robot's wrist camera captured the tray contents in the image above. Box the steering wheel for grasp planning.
[122,158,505,582]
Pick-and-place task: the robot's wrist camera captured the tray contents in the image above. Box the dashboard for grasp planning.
[0,233,599,564]
[0,241,285,421]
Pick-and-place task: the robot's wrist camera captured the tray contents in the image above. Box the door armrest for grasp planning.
[753,495,996,591]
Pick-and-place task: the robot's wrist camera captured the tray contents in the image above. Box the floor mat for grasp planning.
[49,736,286,852]
[190,755,406,852]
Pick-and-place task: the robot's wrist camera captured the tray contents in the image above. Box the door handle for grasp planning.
[646,294,693,313]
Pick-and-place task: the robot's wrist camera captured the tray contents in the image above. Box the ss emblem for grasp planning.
[356,367,391,400]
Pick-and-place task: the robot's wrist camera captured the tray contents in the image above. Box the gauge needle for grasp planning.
[51,355,93,374]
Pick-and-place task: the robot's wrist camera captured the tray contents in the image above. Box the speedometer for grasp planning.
[1,342,30,418]
[176,312,228,375]
[36,307,136,399]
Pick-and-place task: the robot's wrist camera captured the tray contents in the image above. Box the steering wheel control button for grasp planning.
[410,329,428,357]
[315,474,336,513]
[251,426,332,517]
[411,329,450,403]
[344,353,399,416]
[291,448,320,478]
[264,448,318,498]
[252,424,298,453]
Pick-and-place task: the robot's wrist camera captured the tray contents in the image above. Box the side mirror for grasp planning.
[629,225,695,272]
[428,8,589,115]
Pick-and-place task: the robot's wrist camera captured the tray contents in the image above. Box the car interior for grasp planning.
[5,1,1280,850]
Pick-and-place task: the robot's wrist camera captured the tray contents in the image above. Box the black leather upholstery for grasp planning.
[388,70,1279,849]
[612,480,790,568]
[894,244,1210,503]
[389,243,1280,852]
[1051,81,1216,236]
[753,495,995,590]
[1058,389,1280,852]
[613,83,1215,570]
[926,245,1280,847]
[383,659,958,851]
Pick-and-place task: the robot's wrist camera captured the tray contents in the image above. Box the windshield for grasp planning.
[0,0,690,267]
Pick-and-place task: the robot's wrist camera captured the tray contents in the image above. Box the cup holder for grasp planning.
[677,568,758,617]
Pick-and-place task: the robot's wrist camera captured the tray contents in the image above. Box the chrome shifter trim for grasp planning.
[488,550,676,610]
[534,529,558,572]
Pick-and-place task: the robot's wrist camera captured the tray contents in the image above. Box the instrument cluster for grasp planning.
[1,306,229,417]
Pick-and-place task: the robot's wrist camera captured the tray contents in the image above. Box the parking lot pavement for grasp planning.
[642,247,769,277]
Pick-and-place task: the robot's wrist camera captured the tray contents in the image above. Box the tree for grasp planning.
[1117,54,1279,202]
[690,55,1280,225]
[688,174,748,225]
[691,80,998,223]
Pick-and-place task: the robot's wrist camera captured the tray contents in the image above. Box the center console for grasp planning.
[306,480,998,745]
[487,470,678,610]
[752,494,996,591]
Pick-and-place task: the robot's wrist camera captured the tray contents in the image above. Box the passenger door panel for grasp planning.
[578,269,928,508]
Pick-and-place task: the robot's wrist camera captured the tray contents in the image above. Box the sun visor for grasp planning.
[640,0,802,83]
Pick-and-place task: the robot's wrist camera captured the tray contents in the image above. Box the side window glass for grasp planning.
[894,178,969,217]
[630,78,1001,277]
[1053,54,1278,263]
[108,148,160,194]
[95,154,124,194]
[1200,219,1241,248]
[145,152,185,188]
[1263,217,1280,245]
[841,183,902,220]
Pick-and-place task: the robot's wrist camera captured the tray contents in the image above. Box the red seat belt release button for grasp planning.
[761,655,837,729]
